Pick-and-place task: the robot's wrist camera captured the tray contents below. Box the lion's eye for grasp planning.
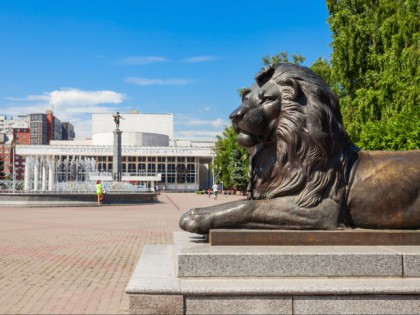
[257,91,275,103]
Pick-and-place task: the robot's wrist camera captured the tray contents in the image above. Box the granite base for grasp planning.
[126,232,420,314]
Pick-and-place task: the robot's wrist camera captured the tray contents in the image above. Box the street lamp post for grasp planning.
[211,153,215,185]
[12,144,15,193]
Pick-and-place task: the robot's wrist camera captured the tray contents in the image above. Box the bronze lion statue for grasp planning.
[180,63,420,234]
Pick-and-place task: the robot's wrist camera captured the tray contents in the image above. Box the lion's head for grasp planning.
[230,63,359,209]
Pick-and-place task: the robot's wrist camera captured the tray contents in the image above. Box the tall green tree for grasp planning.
[326,0,420,149]
[262,51,306,66]
[212,125,249,190]
[310,57,336,89]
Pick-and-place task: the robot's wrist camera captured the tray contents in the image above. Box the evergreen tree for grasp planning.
[212,126,249,190]
[229,148,248,191]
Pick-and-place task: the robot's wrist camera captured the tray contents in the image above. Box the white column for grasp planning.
[24,156,31,191]
[48,157,55,191]
[33,158,39,191]
[41,158,47,191]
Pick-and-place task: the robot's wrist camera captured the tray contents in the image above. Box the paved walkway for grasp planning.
[0,192,245,314]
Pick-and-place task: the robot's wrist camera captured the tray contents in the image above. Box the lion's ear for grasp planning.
[241,88,251,102]
[278,78,301,101]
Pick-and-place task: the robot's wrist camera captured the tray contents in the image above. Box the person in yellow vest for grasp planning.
[96,180,104,205]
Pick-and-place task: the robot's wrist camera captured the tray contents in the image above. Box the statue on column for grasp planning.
[113,112,124,130]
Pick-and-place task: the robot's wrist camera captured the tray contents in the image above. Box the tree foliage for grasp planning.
[212,126,249,190]
[214,1,419,189]
[326,0,420,150]
[262,52,306,66]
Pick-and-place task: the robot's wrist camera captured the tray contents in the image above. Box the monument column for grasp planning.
[113,129,122,181]
[112,112,124,182]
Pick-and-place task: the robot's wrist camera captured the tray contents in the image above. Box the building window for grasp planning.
[77,165,86,181]
[187,157,196,162]
[167,164,176,183]
[177,157,185,162]
[139,163,146,175]
[147,163,156,175]
[187,164,196,183]
[158,163,166,183]
[176,164,187,183]
[157,157,165,162]
[98,162,107,172]
[128,163,136,173]
[167,157,175,162]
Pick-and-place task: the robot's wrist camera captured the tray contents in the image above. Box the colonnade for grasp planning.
[20,154,205,192]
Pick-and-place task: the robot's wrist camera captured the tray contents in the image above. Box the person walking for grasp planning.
[96,180,104,205]
[212,183,219,200]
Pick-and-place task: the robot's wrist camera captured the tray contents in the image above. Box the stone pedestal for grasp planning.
[126,231,420,314]
[113,129,122,181]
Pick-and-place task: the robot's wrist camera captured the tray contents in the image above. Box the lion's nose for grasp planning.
[230,105,247,121]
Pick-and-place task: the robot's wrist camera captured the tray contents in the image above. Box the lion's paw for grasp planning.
[179,208,212,235]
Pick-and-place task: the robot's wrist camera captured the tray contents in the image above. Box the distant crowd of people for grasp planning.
[96,180,229,205]
[206,183,221,200]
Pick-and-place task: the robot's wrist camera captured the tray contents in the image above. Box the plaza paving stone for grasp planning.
[0,192,245,314]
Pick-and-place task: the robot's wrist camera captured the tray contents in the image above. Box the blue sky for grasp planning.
[0,0,332,140]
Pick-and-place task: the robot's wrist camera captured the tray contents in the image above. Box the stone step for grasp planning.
[209,229,420,246]
[126,243,420,315]
[127,245,420,296]
[174,232,420,278]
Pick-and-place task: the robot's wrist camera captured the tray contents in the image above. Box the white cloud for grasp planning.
[175,130,223,140]
[173,114,229,141]
[181,56,220,63]
[118,56,169,65]
[125,77,192,86]
[2,88,125,139]
[175,116,228,128]
[48,88,124,107]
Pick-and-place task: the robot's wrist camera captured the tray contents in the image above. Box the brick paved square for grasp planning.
[0,192,245,314]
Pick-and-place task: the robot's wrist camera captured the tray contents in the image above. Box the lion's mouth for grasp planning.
[237,132,259,147]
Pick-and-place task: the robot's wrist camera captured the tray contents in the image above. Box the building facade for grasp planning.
[0,112,74,181]
[62,122,75,140]
[16,112,215,192]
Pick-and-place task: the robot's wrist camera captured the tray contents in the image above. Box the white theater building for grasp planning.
[16,111,215,192]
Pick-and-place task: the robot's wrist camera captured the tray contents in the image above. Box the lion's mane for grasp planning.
[250,64,358,212]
